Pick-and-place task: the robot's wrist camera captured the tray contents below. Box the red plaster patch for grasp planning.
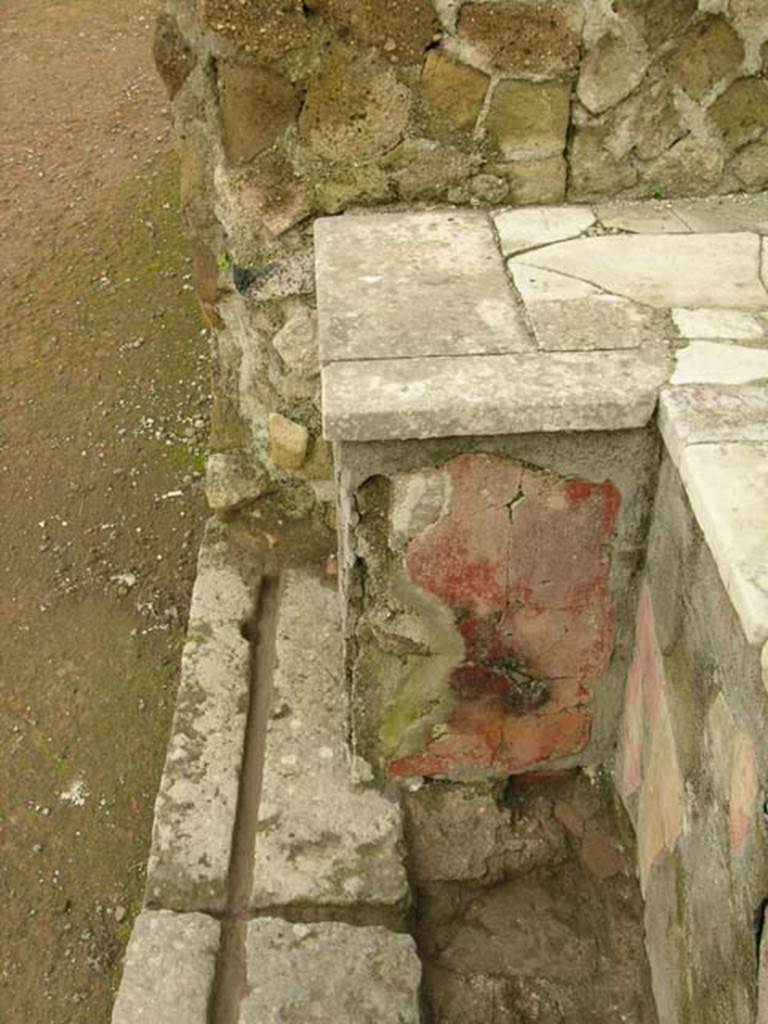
[393,453,619,777]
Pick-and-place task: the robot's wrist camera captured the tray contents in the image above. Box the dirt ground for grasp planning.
[0,2,210,1020]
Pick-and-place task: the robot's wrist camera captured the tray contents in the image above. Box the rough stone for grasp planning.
[389,469,450,552]
[640,135,726,199]
[239,919,421,1023]
[578,28,649,115]
[664,16,744,101]
[421,51,489,131]
[146,522,258,911]
[633,0,697,53]
[672,308,766,341]
[678,441,768,645]
[311,0,438,64]
[605,74,685,163]
[322,347,671,441]
[218,63,299,165]
[405,784,567,884]
[153,13,196,100]
[486,79,570,161]
[568,125,638,199]
[493,205,595,256]
[509,263,660,350]
[111,911,219,1024]
[242,247,314,301]
[731,141,768,190]
[205,450,269,512]
[382,138,475,202]
[672,341,768,386]
[298,49,411,161]
[729,729,759,852]
[459,1,583,75]
[251,571,409,909]
[519,232,768,309]
[315,211,532,363]
[486,156,567,205]
[709,78,768,152]
[215,154,313,243]
[658,385,768,469]
[268,412,309,470]
[272,305,319,376]
[200,0,310,61]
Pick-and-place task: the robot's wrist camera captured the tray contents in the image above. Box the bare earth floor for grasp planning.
[0,2,208,1021]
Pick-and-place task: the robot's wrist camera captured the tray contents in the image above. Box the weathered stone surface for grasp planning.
[205,450,269,512]
[312,0,438,64]
[709,78,768,151]
[606,73,686,164]
[509,263,660,350]
[486,156,567,205]
[732,141,768,190]
[146,521,257,911]
[153,13,196,99]
[486,79,570,161]
[578,27,649,115]
[421,51,489,131]
[315,211,531,363]
[242,247,314,301]
[672,341,768,386]
[665,16,744,101]
[659,385,768,469]
[111,911,219,1024]
[678,441,768,645]
[322,347,671,441]
[493,205,595,256]
[251,571,409,908]
[218,63,298,165]
[633,0,697,53]
[672,308,766,341]
[215,158,312,246]
[267,412,308,470]
[568,125,638,199]
[520,232,767,309]
[405,784,567,884]
[459,1,583,75]
[641,135,726,199]
[669,193,768,233]
[272,305,319,376]
[382,138,475,202]
[382,453,619,779]
[595,202,691,234]
[200,0,310,61]
[240,920,420,1022]
[298,50,411,161]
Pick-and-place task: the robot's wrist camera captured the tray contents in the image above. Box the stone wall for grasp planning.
[616,454,768,1023]
[154,0,768,516]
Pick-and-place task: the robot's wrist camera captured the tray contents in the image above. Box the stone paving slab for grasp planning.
[659,385,768,470]
[322,348,671,441]
[239,918,421,1023]
[677,441,768,647]
[111,911,219,1024]
[493,205,595,256]
[251,570,408,909]
[315,210,532,362]
[672,308,767,342]
[671,341,768,385]
[146,519,259,912]
[514,232,767,309]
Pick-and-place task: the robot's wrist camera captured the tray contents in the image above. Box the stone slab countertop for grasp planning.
[315,198,768,444]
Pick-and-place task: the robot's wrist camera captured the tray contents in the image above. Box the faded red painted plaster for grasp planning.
[390,453,620,777]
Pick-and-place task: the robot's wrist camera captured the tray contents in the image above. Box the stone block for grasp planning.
[518,232,767,309]
[205,451,269,512]
[672,341,768,386]
[672,308,766,341]
[634,0,697,53]
[732,141,768,190]
[664,15,744,101]
[658,385,768,469]
[215,154,313,243]
[486,79,570,161]
[640,135,725,199]
[268,412,309,470]
[321,348,670,442]
[250,571,409,909]
[421,51,489,131]
[146,520,258,912]
[311,0,438,64]
[485,155,567,205]
[200,0,310,61]
[493,206,595,257]
[382,138,476,202]
[594,202,691,234]
[314,210,532,363]
[459,0,583,75]
[153,13,196,100]
[709,78,768,152]
[111,911,219,1024]
[509,263,660,350]
[298,49,411,161]
[678,441,768,645]
[577,28,649,115]
[568,126,638,199]
[271,305,319,377]
[218,64,299,165]
[239,919,421,1022]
